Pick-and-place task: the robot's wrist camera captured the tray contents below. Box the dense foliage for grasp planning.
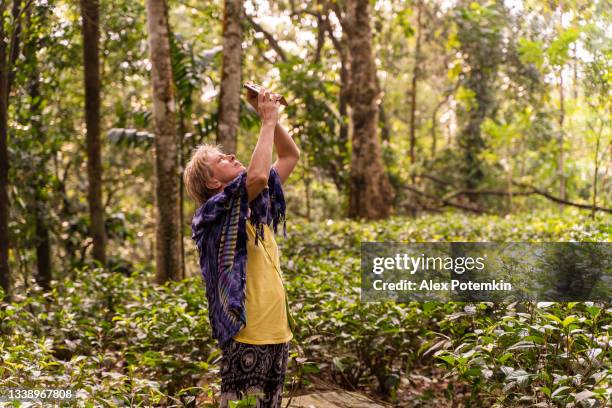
[1,210,609,406]
[1,0,610,406]
[2,0,610,281]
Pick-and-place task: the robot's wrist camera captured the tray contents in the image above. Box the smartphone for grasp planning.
[244,81,288,106]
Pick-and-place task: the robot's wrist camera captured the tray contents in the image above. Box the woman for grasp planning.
[184,87,300,407]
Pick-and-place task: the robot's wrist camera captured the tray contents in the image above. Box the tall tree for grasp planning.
[24,4,52,290]
[145,0,182,283]
[80,0,106,265]
[556,1,566,203]
[216,0,243,154]
[325,4,351,193]
[343,0,395,219]
[0,0,25,298]
[408,0,424,165]
[0,3,11,297]
[454,1,505,200]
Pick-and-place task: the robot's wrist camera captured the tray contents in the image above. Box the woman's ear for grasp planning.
[205,177,221,190]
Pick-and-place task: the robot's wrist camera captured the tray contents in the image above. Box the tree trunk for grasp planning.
[0,6,11,298]
[0,0,23,298]
[26,7,52,290]
[557,3,566,205]
[430,86,456,159]
[34,204,51,290]
[178,116,186,280]
[590,119,603,220]
[338,35,350,169]
[217,0,243,154]
[165,2,185,281]
[572,42,578,100]
[8,0,21,91]
[505,151,513,214]
[344,0,395,220]
[146,0,182,283]
[80,0,106,265]
[303,161,312,221]
[454,1,503,201]
[558,65,565,204]
[379,97,390,143]
[408,0,423,165]
[325,9,350,193]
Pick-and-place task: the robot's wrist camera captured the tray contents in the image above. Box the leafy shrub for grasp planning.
[430,302,611,407]
[0,269,216,405]
[280,209,610,403]
[0,209,609,406]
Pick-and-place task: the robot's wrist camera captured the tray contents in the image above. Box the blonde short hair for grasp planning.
[183,143,225,206]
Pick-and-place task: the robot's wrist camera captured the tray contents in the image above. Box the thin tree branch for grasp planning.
[313,9,326,64]
[416,173,453,186]
[245,14,287,62]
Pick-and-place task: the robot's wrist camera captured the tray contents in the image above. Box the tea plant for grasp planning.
[0,209,609,406]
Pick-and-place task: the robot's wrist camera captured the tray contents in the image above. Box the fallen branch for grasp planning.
[512,180,612,214]
[442,189,533,201]
[414,174,612,214]
[404,185,490,214]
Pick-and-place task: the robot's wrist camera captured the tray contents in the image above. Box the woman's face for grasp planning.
[206,151,246,189]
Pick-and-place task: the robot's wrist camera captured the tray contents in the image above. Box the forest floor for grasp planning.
[291,365,469,407]
[195,364,468,407]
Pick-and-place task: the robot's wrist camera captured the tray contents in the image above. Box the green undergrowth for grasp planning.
[0,209,609,406]
[279,209,610,407]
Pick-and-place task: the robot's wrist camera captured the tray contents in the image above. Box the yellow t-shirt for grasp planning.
[233,220,293,344]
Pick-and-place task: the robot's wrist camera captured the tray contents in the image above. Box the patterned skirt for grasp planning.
[219,339,290,408]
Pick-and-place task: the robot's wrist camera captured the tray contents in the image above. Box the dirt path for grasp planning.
[286,391,388,408]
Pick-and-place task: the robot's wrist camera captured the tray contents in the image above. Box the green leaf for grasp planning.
[507,369,532,387]
[562,316,577,328]
[301,363,320,374]
[435,355,456,366]
[551,386,570,398]
[586,306,601,318]
[507,341,537,351]
[547,27,580,66]
[543,314,562,324]
[518,37,545,70]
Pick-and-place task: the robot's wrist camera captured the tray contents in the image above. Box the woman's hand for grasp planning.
[247,87,281,112]
[256,88,280,126]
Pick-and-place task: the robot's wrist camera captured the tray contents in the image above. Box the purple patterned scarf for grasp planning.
[191,167,287,347]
